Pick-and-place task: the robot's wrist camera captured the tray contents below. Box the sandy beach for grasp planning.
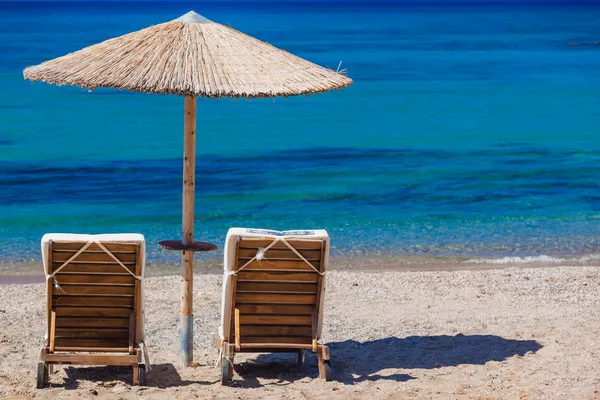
[1,263,599,399]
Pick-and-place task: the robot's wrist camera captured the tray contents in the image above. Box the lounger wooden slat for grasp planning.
[236,282,318,293]
[55,328,129,339]
[51,274,136,284]
[216,229,332,385]
[238,315,312,325]
[240,325,313,336]
[54,346,131,352]
[236,304,315,315]
[53,264,137,274]
[38,235,147,388]
[237,271,319,282]
[236,293,317,304]
[52,284,135,296]
[51,242,140,252]
[53,338,131,348]
[54,307,132,317]
[55,317,130,328]
[237,248,322,261]
[235,260,320,271]
[239,336,313,345]
[52,252,137,264]
[52,295,134,307]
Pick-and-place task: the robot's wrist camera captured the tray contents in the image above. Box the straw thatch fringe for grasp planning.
[23,17,353,98]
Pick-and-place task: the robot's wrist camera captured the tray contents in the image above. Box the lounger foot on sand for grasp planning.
[215,228,332,385]
[36,234,148,388]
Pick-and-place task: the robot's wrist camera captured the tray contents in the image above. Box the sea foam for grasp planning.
[466,255,566,264]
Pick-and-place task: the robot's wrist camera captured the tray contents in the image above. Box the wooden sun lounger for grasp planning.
[37,234,147,388]
[215,229,331,385]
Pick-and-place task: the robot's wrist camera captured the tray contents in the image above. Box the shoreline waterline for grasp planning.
[2,253,598,284]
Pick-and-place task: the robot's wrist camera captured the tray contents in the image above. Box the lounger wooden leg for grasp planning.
[317,352,325,378]
[220,341,235,385]
[317,346,332,381]
[36,362,49,388]
[297,349,304,367]
[37,346,49,388]
[225,342,235,380]
[227,355,235,380]
[133,364,139,386]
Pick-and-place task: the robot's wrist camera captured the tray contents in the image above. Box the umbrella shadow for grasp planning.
[236,334,542,386]
[52,363,213,389]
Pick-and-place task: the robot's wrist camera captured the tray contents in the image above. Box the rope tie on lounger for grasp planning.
[230,237,325,276]
[46,240,142,290]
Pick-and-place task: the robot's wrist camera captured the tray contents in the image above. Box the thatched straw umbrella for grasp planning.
[23,10,352,366]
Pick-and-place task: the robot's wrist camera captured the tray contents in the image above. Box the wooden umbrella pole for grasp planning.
[181,95,196,366]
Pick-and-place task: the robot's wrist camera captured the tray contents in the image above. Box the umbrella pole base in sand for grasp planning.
[180,314,194,366]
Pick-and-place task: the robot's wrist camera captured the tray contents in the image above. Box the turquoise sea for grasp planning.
[1,1,600,263]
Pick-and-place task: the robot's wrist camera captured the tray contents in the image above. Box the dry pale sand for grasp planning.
[1,264,600,399]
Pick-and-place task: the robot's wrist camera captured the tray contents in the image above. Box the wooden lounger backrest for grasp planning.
[46,241,142,352]
[230,237,326,348]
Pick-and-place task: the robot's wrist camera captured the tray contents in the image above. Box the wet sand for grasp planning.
[1,255,596,284]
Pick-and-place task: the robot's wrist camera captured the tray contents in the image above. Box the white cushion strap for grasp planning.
[280,237,324,276]
[95,241,142,280]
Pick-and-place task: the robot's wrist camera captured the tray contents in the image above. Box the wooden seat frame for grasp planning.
[37,240,145,388]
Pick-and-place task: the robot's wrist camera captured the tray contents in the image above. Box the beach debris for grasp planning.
[332,384,340,391]
[90,389,98,396]
[507,370,516,376]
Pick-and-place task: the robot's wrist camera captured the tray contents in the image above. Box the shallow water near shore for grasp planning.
[2,1,600,263]
[2,252,599,285]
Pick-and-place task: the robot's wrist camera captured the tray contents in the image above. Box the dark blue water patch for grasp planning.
[0,104,27,110]
[2,146,600,214]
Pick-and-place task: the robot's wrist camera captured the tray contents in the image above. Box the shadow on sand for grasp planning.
[53,363,215,389]
[234,334,542,386]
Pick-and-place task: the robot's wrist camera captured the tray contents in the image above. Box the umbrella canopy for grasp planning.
[23,10,352,367]
[23,11,352,98]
